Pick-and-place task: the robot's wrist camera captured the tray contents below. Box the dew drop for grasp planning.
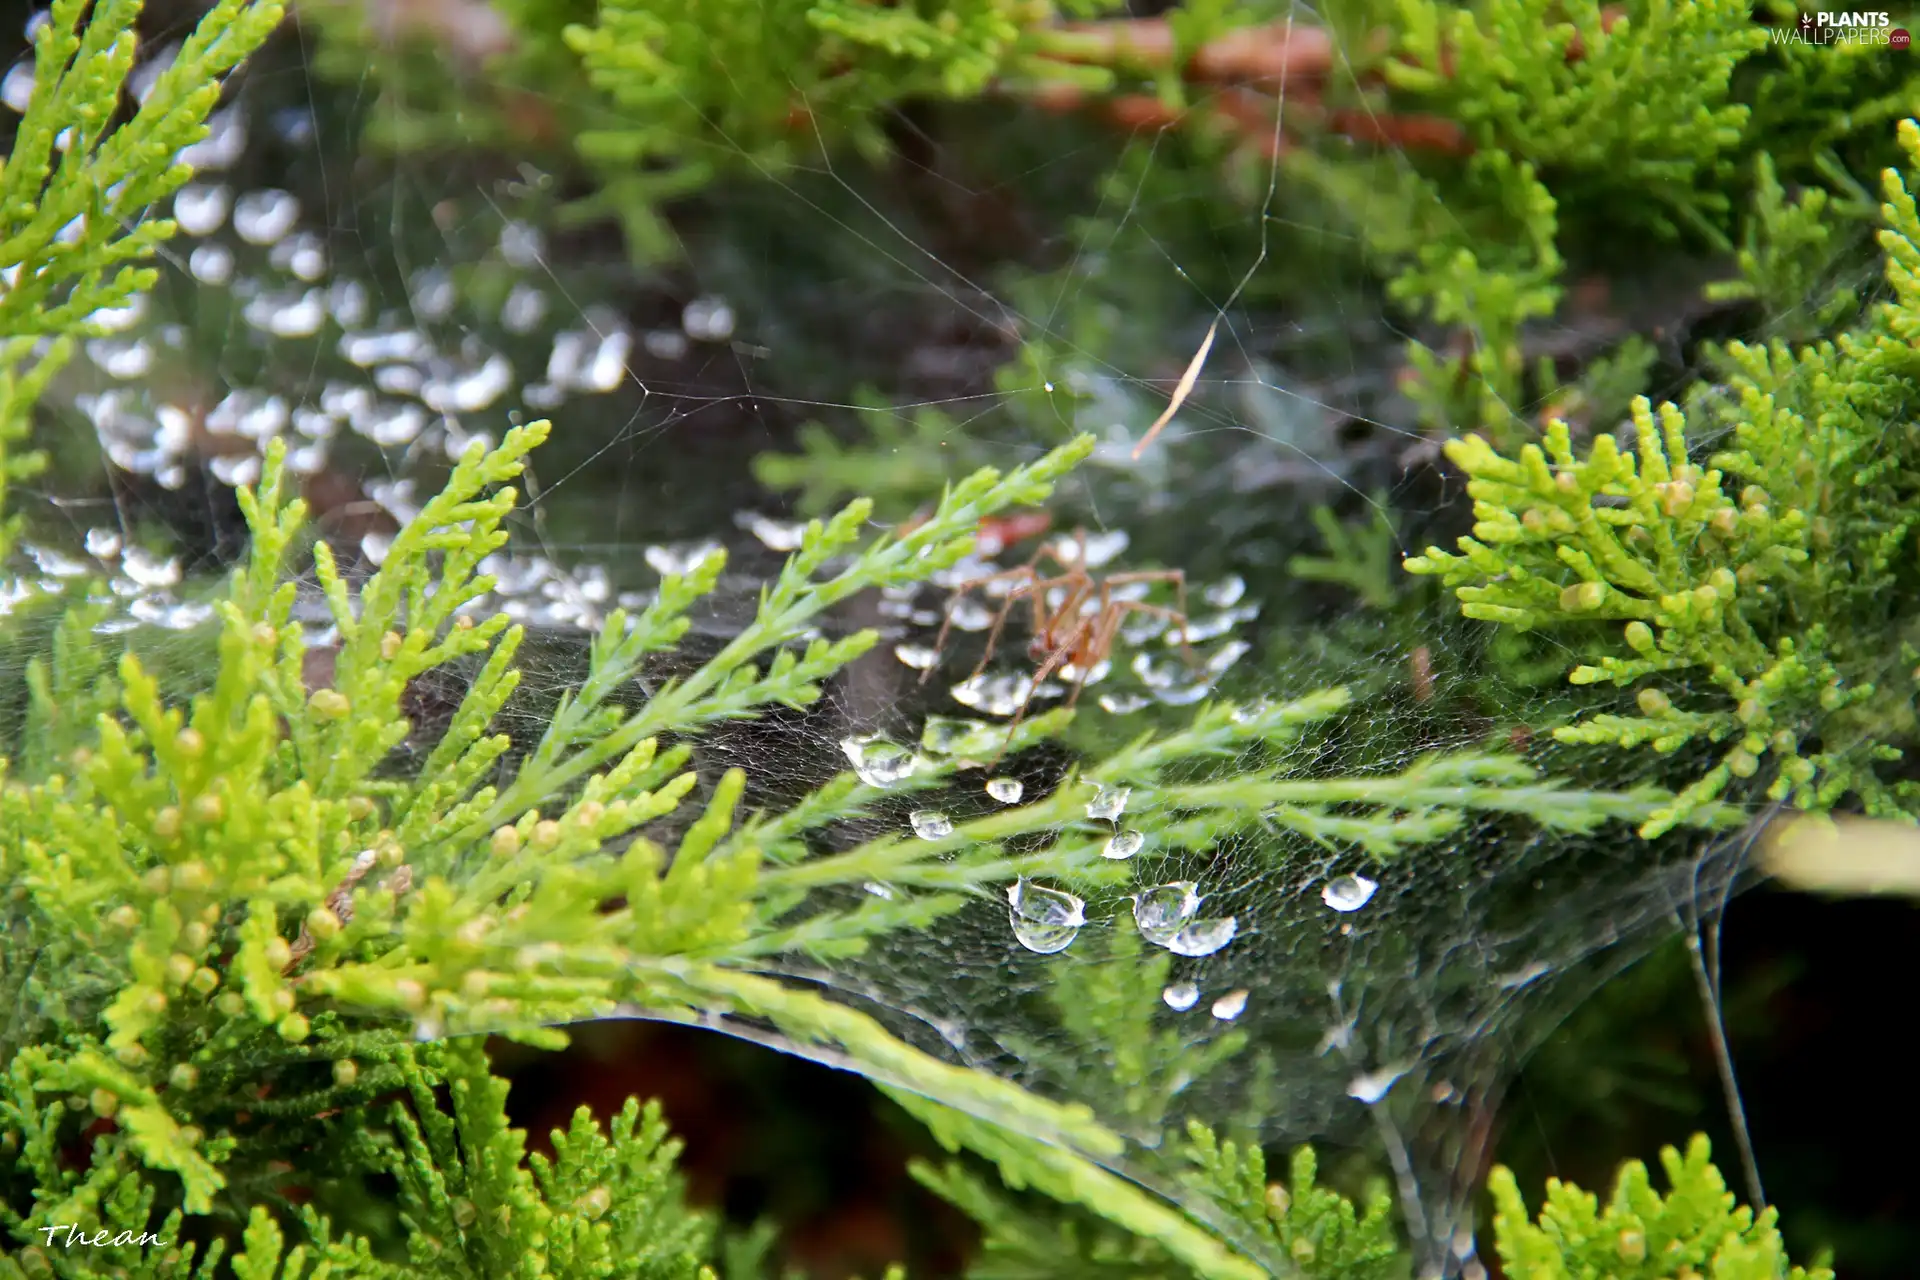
[1204,575,1247,608]
[1132,881,1199,945]
[951,672,1036,717]
[1206,639,1252,675]
[1085,784,1131,822]
[921,716,999,757]
[1165,916,1237,958]
[1102,828,1146,860]
[863,881,895,900]
[1098,691,1151,715]
[172,183,231,236]
[840,734,919,788]
[1007,878,1084,955]
[944,596,995,632]
[1162,982,1200,1011]
[682,296,736,342]
[985,776,1024,804]
[893,643,939,672]
[643,541,721,578]
[85,528,122,560]
[232,189,300,245]
[739,511,807,551]
[1347,1069,1402,1104]
[909,810,953,841]
[1210,989,1249,1021]
[1321,874,1378,913]
[1052,529,1129,568]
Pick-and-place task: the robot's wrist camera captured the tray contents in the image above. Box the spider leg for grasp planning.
[991,625,1082,765]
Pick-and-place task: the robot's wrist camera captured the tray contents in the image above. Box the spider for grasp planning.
[920,529,1197,754]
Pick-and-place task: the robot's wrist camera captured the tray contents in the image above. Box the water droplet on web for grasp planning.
[1170,610,1247,644]
[1,64,34,114]
[909,810,953,841]
[644,541,721,578]
[863,881,895,900]
[739,511,807,551]
[232,188,299,245]
[1132,651,1183,689]
[1206,639,1252,675]
[1102,828,1146,860]
[190,243,234,286]
[85,529,121,560]
[122,547,181,588]
[943,596,996,632]
[682,296,736,342]
[1347,1069,1403,1105]
[840,735,919,788]
[985,776,1024,804]
[1154,682,1213,707]
[921,716,999,757]
[1051,529,1130,568]
[1098,691,1150,715]
[894,643,939,671]
[1322,874,1378,913]
[1204,575,1247,608]
[951,672,1035,717]
[1086,784,1131,822]
[1132,881,1200,944]
[1007,878,1084,955]
[1210,989,1249,1021]
[1165,916,1237,957]
[1162,982,1200,1011]
[173,183,230,236]
[1058,657,1110,686]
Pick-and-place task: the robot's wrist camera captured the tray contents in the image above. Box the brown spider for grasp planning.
[920,529,1198,754]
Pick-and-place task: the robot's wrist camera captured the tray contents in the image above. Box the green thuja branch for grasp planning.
[1489,1135,1832,1280]
[1408,117,1920,835]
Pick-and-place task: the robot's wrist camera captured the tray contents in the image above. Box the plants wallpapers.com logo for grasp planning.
[1769,10,1912,47]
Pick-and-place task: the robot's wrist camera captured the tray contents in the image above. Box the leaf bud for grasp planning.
[574,800,606,828]
[143,990,168,1015]
[216,992,246,1016]
[179,1125,203,1147]
[175,727,206,757]
[191,967,220,996]
[190,793,225,824]
[1291,1237,1316,1263]
[278,1013,311,1041]
[348,796,376,821]
[306,907,342,940]
[90,1088,120,1118]
[309,688,351,719]
[1710,507,1738,535]
[1623,621,1655,653]
[253,622,279,647]
[455,614,475,630]
[394,979,428,1010]
[533,819,562,849]
[453,1198,479,1228]
[1264,1183,1291,1218]
[264,937,293,969]
[1555,471,1579,494]
[1637,687,1671,715]
[143,867,172,895]
[165,954,195,988]
[490,825,521,857]
[152,806,182,839]
[1662,480,1695,517]
[109,904,141,930]
[575,1186,612,1221]
[334,1059,360,1087]
[1521,508,1547,533]
[172,861,212,892]
[1737,699,1764,724]
[1741,485,1771,507]
[271,988,296,1016]
[115,1043,148,1068]
[1726,748,1759,778]
[182,921,211,952]
[462,970,492,999]
[1617,1229,1647,1261]
[169,1063,200,1091]
[381,630,403,659]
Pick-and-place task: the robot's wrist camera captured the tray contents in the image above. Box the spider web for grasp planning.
[0,3,1858,1275]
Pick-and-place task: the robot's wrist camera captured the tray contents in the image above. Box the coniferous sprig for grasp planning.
[0,0,282,563]
[1488,1135,1832,1280]
[1408,118,1920,835]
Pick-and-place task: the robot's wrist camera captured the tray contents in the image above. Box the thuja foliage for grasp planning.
[1409,119,1920,837]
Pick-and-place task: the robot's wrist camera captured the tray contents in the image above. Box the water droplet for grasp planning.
[122,547,181,588]
[985,777,1024,804]
[1164,916,1237,958]
[180,105,246,171]
[1210,990,1249,1021]
[1163,982,1200,1011]
[1131,651,1184,689]
[644,328,689,359]
[1086,784,1131,822]
[643,541,721,578]
[894,643,939,671]
[1102,828,1145,860]
[1098,691,1151,715]
[841,734,920,788]
[502,283,548,333]
[1206,639,1252,675]
[739,511,807,551]
[498,220,544,268]
[189,242,234,285]
[85,529,122,560]
[944,596,996,632]
[172,183,230,235]
[921,716,999,757]
[683,296,736,342]
[863,881,895,900]
[1204,575,1247,608]
[910,810,953,840]
[243,287,327,338]
[1321,874,1378,913]
[409,267,458,320]
[1132,881,1200,944]
[1347,1069,1402,1104]
[422,353,513,414]
[2,64,35,113]
[1007,879,1084,955]
[1052,529,1129,568]
[232,189,299,245]
[1169,610,1245,644]
[1154,682,1213,707]
[1058,657,1111,687]
[950,672,1036,717]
